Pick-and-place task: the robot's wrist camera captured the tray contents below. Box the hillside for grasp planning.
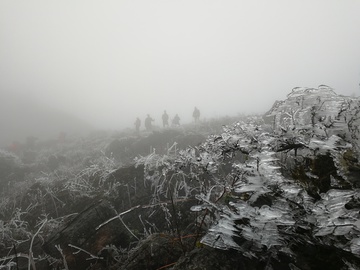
[0,92,93,147]
[0,86,360,270]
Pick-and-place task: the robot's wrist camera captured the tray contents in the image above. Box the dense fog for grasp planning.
[2,2,360,268]
[1,0,360,146]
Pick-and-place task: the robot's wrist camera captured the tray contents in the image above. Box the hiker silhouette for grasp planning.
[162,110,169,128]
[134,117,141,134]
[193,107,200,123]
[144,114,154,131]
[172,114,180,126]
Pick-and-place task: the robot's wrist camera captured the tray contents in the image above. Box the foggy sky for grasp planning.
[1,0,360,129]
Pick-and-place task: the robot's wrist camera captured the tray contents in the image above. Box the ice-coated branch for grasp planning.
[68,244,103,260]
[55,245,69,270]
[95,205,141,230]
[28,218,47,270]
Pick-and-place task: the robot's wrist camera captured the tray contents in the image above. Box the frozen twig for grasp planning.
[96,199,195,231]
[55,245,69,270]
[116,214,139,240]
[96,205,141,230]
[68,244,103,260]
[28,218,47,270]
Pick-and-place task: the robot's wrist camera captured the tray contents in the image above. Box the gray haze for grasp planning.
[1,0,360,131]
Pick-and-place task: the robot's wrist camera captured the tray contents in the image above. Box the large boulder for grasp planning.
[43,199,137,270]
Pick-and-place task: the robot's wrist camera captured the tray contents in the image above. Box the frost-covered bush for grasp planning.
[137,87,360,268]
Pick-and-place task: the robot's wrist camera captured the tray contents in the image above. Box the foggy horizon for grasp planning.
[1,0,360,132]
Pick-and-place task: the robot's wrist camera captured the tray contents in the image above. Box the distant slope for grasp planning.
[0,91,93,147]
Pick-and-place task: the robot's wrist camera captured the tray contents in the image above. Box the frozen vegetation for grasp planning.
[1,86,360,269]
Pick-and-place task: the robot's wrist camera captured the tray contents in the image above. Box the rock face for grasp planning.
[43,200,135,270]
[38,163,199,270]
[39,165,149,269]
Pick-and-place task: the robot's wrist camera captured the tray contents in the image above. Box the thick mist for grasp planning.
[1,0,360,142]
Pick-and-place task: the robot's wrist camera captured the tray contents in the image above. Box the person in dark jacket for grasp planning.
[193,107,200,123]
[145,114,154,131]
[135,117,141,134]
[162,110,169,128]
[172,114,180,126]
